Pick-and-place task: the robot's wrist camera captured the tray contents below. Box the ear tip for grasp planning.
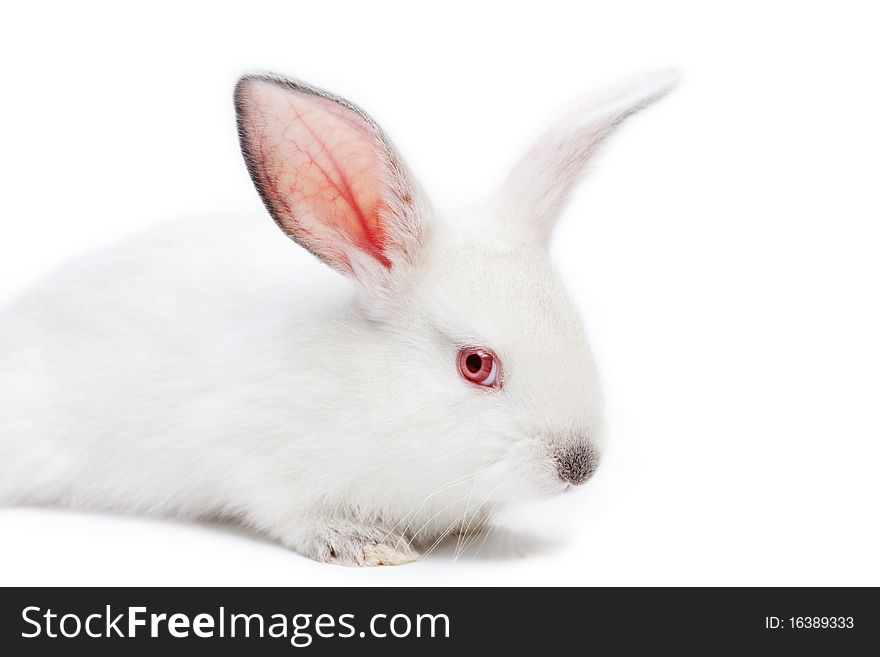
[650,68,682,91]
[233,73,270,112]
[234,72,285,99]
[633,69,682,100]
[233,72,312,121]
[591,69,680,117]
[233,72,361,118]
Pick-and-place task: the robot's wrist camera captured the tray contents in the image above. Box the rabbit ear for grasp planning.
[235,74,429,279]
[494,70,679,246]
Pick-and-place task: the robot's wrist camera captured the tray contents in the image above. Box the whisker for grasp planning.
[421,481,502,561]
[451,480,506,561]
[421,508,474,559]
[379,467,486,547]
[469,493,516,560]
[458,504,496,555]
[453,474,479,559]
[399,487,478,552]
[454,496,490,560]
[390,459,498,551]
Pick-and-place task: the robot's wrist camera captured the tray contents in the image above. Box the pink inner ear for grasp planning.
[245,80,391,271]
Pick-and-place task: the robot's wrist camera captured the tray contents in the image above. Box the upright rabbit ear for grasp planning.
[235,74,430,280]
[494,71,679,246]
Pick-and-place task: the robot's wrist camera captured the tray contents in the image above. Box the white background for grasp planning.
[1,1,878,586]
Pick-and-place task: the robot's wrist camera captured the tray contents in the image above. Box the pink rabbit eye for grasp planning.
[457,347,502,389]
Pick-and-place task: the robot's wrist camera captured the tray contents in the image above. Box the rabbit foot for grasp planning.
[285,519,419,566]
[359,541,418,567]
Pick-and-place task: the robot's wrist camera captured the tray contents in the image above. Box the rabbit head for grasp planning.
[234,72,677,509]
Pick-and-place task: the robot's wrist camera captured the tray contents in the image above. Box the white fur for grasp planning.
[0,71,676,565]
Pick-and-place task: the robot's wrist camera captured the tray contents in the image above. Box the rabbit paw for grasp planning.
[288,520,419,567]
[359,541,418,567]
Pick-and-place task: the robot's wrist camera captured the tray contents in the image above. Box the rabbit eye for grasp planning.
[457,347,502,389]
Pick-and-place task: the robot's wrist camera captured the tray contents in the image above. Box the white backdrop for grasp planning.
[1,1,878,586]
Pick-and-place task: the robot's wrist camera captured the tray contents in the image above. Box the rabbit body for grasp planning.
[0,214,492,564]
[0,71,676,565]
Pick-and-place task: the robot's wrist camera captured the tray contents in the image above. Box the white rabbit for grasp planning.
[0,71,676,565]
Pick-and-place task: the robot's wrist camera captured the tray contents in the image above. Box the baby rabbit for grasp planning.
[0,71,676,565]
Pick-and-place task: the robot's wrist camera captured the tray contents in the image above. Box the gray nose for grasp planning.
[555,443,599,486]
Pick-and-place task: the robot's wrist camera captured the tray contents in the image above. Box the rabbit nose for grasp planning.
[555,443,599,486]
